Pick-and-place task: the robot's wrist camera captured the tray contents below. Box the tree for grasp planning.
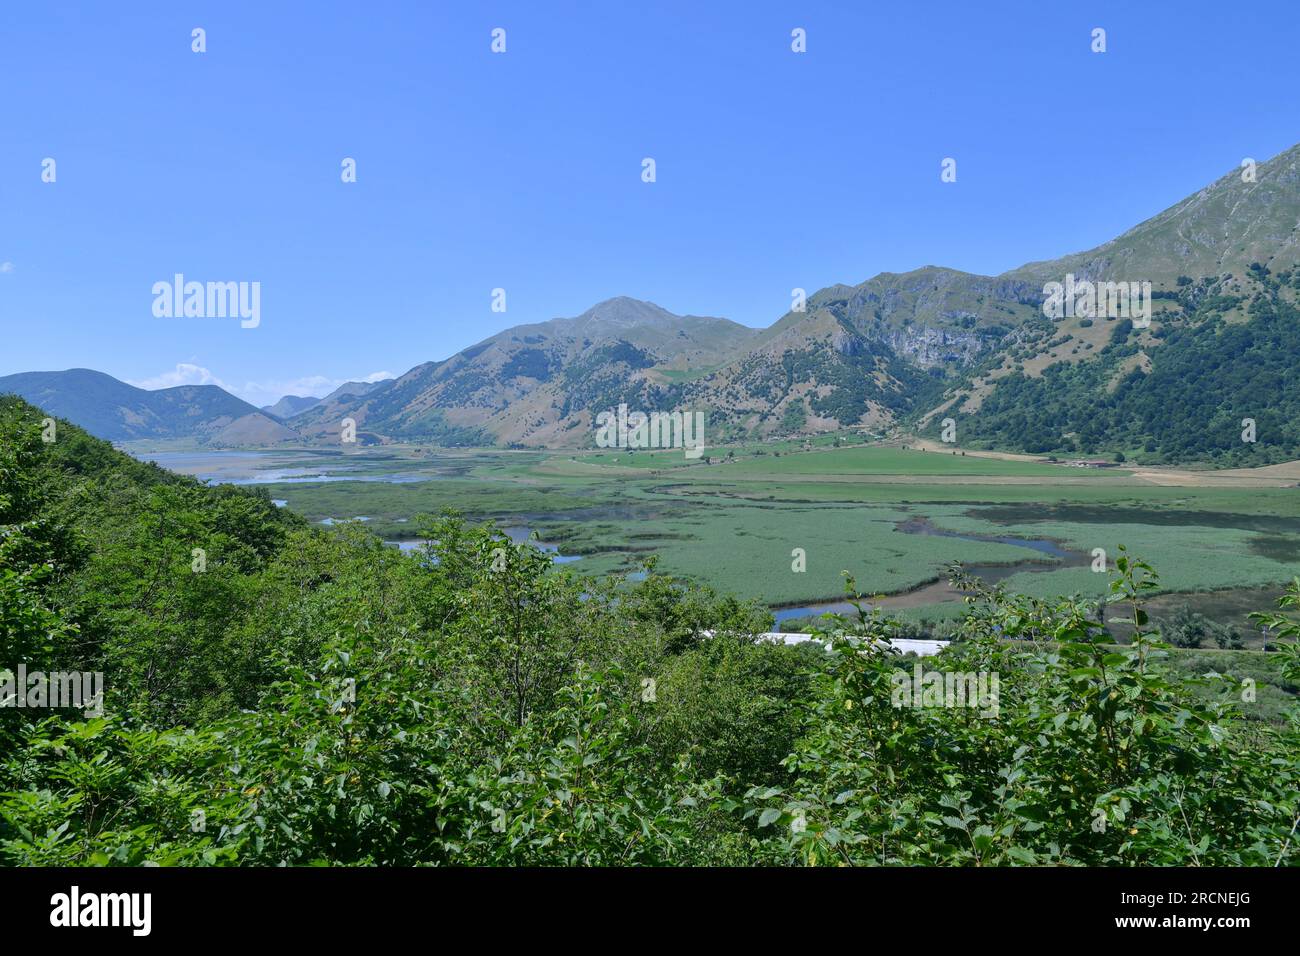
[1164,605,1209,648]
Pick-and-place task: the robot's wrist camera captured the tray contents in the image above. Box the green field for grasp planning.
[158,440,1300,640]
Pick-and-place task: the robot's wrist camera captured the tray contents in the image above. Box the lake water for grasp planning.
[136,451,430,485]
[384,525,582,564]
[228,470,429,485]
[137,451,582,560]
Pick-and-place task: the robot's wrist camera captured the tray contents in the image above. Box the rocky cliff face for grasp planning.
[879,325,993,367]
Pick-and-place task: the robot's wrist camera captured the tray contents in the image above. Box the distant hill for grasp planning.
[262,395,320,420]
[0,368,296,444]
[261,381,391,422]
[316,379,390,406]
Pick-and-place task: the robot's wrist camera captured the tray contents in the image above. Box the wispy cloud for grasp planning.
[128,364,394,408]
[129,363,229,391]
[0,262,14,274]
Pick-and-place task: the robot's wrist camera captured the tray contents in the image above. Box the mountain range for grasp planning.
[0,368,298,444]
[6,143,1300,461]
[260,380,390,423]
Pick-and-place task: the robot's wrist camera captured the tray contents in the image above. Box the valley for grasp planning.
[8,0,1300,880]
[131,435,1300,645]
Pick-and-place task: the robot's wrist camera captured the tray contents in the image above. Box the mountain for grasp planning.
[0,369,297,444]
[269,134,1300,460]
[8,144,1300,461]
[1007,145,1300,288]
[290,297,761,445]
[316,379,390,407]
[262,395,321,420]
[667,267,1042,439]
[941,285,1300,463]
[260,381,391,423]
[909,143,1300,462]
[647,144,1299,459]
[208,412,300,445]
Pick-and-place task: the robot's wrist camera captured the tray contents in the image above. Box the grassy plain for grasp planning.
[153,438,1300,639]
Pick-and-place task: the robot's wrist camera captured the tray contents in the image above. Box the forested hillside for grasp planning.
[925,268,1300,463]
[2,397,1298,865]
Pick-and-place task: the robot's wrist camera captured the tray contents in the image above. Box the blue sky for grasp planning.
[2,0,1298,406]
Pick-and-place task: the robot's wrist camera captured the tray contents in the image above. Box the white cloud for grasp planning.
[0,262,14,274]
[129,363,230,391]
[128,364,395,408]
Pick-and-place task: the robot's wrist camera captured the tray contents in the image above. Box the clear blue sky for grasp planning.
[2,0,1298,406]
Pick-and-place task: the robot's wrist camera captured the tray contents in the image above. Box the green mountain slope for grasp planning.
[1008,144,1300,288]
[916,144,1300,461]
[0,368,294,443]
[926,268,1300,464]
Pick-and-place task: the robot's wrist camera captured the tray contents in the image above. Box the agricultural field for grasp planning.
[138,437,1300,645]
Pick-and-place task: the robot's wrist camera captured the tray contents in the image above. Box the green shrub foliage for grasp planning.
[1,398,1297,865]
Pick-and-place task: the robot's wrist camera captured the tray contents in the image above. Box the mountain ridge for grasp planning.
[0,368,295,444]
[7,143,1300,461]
